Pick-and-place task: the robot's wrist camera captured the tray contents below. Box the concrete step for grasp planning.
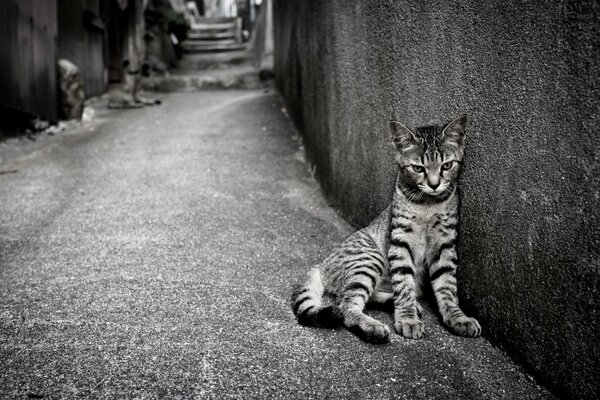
[177,50,253,71]
[188,30,236,40]
[187,17,242,48]
[191,16,238,25]
[182,40,246,53]
[191,21,237,31]
[142,66,272,92]
[190,17,238,33]
[185,38,237,45]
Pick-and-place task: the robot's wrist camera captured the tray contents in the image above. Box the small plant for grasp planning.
[307,162,317,180]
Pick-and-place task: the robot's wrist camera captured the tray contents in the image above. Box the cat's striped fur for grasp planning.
[291,115,481,343]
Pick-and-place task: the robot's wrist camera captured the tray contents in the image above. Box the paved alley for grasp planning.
[0,91,553,399]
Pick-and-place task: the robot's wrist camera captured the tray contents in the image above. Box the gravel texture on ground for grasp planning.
[0,91,553,399]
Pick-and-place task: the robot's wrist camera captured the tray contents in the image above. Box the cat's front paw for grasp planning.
[395,318,425,339]
[446,316,481,337]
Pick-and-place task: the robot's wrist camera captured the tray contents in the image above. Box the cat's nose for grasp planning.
[429,182,440,190]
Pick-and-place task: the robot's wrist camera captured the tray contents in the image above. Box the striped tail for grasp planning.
[291,268,341,328]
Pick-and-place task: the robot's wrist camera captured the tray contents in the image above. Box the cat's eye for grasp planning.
[411,165,426,174]
[441,161,454,171]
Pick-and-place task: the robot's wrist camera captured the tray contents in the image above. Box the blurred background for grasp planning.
[0,0,272,128]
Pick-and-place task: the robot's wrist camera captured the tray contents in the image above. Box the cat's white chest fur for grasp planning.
[377,196,456,297]
[406,200,451,268]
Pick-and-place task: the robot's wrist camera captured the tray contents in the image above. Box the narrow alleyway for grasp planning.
[0,91,552,399]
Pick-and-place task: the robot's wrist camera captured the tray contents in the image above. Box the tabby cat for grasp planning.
[291,115,481,343]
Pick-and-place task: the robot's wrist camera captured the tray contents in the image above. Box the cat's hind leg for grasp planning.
[291,267,341,328]
[340,290,390,344]
[337,240,391,344]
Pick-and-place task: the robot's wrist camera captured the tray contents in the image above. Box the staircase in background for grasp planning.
[182,17,246,53]
[142,4,273,92]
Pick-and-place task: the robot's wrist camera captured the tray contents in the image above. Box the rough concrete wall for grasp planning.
[273,1,599,398]
[0,0,58,121]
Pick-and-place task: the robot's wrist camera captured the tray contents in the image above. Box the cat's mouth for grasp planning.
[419,185,447,196]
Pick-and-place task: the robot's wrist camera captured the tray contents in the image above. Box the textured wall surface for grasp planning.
[0,0,58,121]
[273,1,599,398]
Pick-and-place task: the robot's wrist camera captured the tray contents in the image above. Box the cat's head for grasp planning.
[389,115,467,200]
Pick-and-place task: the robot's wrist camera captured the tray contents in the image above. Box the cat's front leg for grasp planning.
[429,245,481,337]
[389,239,424,339]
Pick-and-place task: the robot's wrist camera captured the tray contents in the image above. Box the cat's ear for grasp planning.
[390,120,420,151]
[440,114,467,147]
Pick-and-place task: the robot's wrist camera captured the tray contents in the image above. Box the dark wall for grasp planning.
[274,1,599,399]
[0,0,58,121]
[58,0,106,97]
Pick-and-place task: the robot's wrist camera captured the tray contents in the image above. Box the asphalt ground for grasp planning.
[0,91,554,399]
